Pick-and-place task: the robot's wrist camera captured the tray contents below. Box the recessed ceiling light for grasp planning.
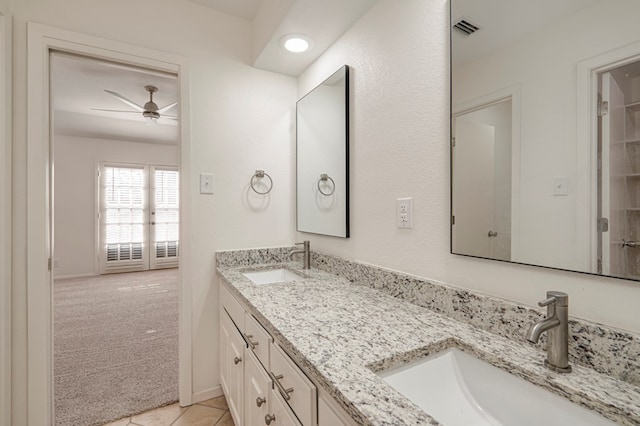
[280,34,311,53]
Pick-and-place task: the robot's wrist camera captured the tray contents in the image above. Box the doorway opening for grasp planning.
[597,59,640,278]
[452,97,513,261]
[51,51,181,425]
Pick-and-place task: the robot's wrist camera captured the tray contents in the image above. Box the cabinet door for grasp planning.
[270,343,317,426]
[244,351,271,425]
[219,309,231,397]
[223,311,245,426]
[318,394,356,426]
[266,387,302,426]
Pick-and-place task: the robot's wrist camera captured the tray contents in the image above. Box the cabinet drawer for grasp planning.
[220,282,245,331]
[245,313,272,369]
[270,343,317,426]
[269,387,302,426]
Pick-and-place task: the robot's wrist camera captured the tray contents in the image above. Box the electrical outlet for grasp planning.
[396,198,413,229]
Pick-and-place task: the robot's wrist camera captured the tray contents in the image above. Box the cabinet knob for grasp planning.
[256,396,266,407]
[265,414,276,425]
[233,356,242,365]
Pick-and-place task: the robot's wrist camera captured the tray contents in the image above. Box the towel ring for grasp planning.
[250,170,273,195]
[317,174,335,196]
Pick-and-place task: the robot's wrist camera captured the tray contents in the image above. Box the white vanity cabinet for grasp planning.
[267,386,303,425]
[219,281,356,426]
[244,350,273,425]
[219,307,245,425]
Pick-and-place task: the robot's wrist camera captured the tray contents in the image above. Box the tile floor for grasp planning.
[103,395,235,426]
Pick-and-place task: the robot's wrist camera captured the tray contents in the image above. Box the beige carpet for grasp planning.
[54,269,179,426]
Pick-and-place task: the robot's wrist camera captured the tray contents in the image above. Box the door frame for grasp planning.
[27,23,192,425]
[452,85,521,259]
[0,8,12,426]
[577,40,640,273]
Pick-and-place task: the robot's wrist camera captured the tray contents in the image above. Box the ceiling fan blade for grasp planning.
[162,114,178,120]
[91,108,140,114]
[157,102,178,114]
[104,89,144,112]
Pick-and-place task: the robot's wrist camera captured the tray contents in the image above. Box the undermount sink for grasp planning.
[378,347,615,426]
[242,268,304,285]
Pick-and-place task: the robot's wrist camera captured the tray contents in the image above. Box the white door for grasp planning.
[99,163,179,274]
[452,119,496,258]
[600,72,626,275]
[150,166,179,269]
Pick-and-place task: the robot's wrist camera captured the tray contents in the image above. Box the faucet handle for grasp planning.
[538,291,568,308]
[295,240,309,246]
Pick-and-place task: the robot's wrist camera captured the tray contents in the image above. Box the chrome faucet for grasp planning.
[526,291,572,373]
[288,241,310,269]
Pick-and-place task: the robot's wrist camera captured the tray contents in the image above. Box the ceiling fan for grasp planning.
[94,85,178,123]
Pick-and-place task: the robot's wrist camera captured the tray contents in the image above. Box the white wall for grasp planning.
[11,0,297,421]
[297,0,640,334]
[53,135,179,278]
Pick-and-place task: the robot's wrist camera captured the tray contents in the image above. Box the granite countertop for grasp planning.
[217,262,640,426]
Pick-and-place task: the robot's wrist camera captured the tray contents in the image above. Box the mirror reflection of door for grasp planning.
[453,100,512,261]
[599,60,640,279]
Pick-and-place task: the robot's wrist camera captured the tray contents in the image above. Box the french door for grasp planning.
[99,163,179,274]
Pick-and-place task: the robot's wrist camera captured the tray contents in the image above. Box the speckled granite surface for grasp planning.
[310,251,640,387]
[216,248,640,426]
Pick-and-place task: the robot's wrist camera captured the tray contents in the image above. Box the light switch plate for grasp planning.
[200,173,214,194]
[553,176,568,196]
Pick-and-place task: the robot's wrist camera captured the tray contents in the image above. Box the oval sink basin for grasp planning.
[378,348,615,426]
[242,268,304,285]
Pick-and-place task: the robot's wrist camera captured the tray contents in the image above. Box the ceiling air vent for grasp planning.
[453,18,481,37]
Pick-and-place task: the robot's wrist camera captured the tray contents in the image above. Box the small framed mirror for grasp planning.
[296,65,350,238]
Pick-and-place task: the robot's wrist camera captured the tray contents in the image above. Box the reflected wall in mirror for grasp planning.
[451,0,640,280]
[297,65,349,237]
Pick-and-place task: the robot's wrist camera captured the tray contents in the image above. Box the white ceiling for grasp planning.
[189,0,378,77]
[51,52,179,145]
[188,0,263,21]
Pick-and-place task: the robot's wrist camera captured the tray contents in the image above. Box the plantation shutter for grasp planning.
[150,167,179,269]
[100,165,149,273]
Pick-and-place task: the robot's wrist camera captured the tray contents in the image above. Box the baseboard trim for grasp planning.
[191,386,223,405]
[54,273,97,280]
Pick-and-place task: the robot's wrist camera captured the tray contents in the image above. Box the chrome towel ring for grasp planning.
[317,174,335,196]
[250,170,273,195]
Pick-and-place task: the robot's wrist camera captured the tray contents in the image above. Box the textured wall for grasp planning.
[297,0,640,334]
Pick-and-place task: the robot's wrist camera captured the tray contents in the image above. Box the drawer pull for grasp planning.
[272,373,294,401]
[265,414,276,425]
[233,356,242,365]
[256,396,266,407]
[244,333,260,350]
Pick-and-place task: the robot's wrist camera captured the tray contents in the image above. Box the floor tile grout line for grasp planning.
[169,404,191,426]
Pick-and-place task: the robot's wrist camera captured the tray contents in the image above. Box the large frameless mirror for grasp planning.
[451,0,640,280]
[296,65,350,238]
